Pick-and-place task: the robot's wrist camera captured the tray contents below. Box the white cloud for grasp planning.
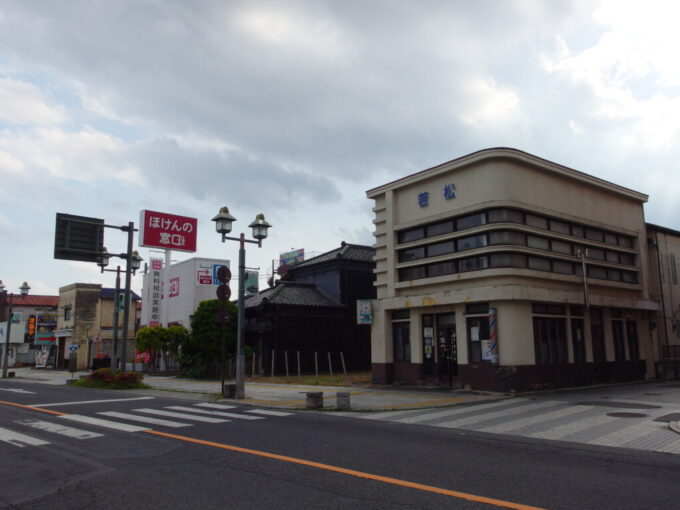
[0,77,65,125]
[458,78,522,127]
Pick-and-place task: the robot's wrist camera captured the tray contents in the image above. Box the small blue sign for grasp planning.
[418,192,430,207]
[443,183,456,200]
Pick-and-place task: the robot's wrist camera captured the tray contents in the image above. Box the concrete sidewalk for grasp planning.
[8,367,498,411]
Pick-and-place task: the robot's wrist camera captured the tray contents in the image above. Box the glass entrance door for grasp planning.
[436,314,457,385]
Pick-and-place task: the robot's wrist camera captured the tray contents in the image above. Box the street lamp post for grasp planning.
[0,281,30,378]
[212,207,271,399]
[98,246,143,371]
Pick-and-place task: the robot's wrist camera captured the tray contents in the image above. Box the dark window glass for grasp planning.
[528,257,551,271]
[459,256,488,272]
[610,308,622,318]
[489,253,526,268]
[588,266,607,279]
[551,239,572,255]
[427,240,455,257]
[533,317,568,364]
[622,271,638,283]
[589,248,605,260]
[585,228,604,242]
[427,221,454,237]
[550,220,570,235]
[570,306,584,316]
[619,253,635,266]
[392,322,411,362]
[533,304,566,315]
[526,214,548,229]
[604,232,618,244]
[612,320,626,361]
[398,227,425,244]
[527,235,550,250]
[456,213,486,230]
[457,234,487,251]
[626,321,640,360]
[572,318,586,363]
[466,303,489,314]
[606,251,620,263]
[489,230,525,246]
[467,315,490,363]
[392,310,410,320]
[618,236,633,248]
[571,225,584,238]
[607,269,622,281]
[488,209,524,224]
[398,266,426,281]
[398,246,425,262]
[553,261,574,275]
[428,261,456,277]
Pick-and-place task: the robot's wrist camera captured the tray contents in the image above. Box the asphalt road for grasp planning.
[1,382,679,510]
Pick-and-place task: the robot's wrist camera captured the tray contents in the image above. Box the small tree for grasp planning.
[178,299,237,378]
[135,326,168,372]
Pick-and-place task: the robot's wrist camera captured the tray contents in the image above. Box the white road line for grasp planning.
[437,401,555,429]
[479,405,593,434]
[528,414,618,440]
[15,419,103,439]
[58,414,150,432]
[134,408,228,423]
[0,388,36,394]
[195,403,237,410]
[0,426,50,447]
[395,399,525,424]
[165,406,263,420]
[98,411,192,428]
[35,396,155,407]
[245,409,293,417]
[360,398,524,421]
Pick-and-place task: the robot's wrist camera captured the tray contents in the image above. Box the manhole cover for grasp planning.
[654,413,680,423]
[576,401,661,409]
[607,412,648,418]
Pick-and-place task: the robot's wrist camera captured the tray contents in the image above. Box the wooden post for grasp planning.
[284,351,289,378]
[340,352,347,375]
[271,350,275,377]
[314,351,318,377]
[327,352,333,378]
[297,351,301,379]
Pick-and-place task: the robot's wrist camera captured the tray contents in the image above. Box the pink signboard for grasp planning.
[139,210,197,252]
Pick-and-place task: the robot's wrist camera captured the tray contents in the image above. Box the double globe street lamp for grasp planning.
[212,207,271,399]
[0,280,31,378]
[97,247,143,370]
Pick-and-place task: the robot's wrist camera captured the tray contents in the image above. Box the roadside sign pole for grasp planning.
[120,222,134,372]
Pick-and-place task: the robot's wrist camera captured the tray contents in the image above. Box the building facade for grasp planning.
[366,148,663,391]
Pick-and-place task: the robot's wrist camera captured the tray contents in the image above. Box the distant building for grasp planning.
[140,257,230,330]
[56,283,140,370]
[245,242,376,374]
[0,293,59,368]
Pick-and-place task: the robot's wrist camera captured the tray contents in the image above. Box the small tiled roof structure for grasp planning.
[284,242,374,272]
[6,295,59,307]
[245,281,343,309]
[101,288,142,301]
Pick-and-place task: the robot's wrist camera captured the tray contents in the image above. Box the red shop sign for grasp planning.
[139,210,197,252]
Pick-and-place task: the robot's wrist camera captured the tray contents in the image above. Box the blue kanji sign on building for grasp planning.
[443,183,456,200]
[418,192,430,207]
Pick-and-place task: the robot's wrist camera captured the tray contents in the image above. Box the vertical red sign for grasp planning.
[139,210,198,252]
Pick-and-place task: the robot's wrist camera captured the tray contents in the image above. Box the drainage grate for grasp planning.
[607,412,648,418]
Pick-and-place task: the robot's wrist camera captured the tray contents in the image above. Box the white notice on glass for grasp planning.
[470,326,480,342]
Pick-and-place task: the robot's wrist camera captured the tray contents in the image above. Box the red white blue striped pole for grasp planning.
[489,308,499,364]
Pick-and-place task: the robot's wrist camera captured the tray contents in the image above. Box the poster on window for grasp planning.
[481,339,492,361]
[470,326,480,342]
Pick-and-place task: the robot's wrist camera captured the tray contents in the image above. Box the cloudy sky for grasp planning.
[1,0,679,297]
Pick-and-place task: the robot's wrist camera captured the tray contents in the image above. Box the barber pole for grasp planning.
[489,308,499,364]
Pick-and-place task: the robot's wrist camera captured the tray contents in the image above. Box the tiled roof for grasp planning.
[4,295,59,307]
[286,242,375,271]
[101,288,142,301]
[244,281,343,309]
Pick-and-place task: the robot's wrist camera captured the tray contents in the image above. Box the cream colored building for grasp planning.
[366,148,672,391]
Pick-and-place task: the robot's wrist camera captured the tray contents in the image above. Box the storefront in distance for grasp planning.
[366,148,672,391]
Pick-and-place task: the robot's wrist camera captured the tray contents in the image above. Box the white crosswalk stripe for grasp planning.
[133,408,228,423]
[479,404,593,434]
[15,419,103,439]
[528,413,617,440]
[0,426,50,447]
[246,409,293,417]
[165,406,264,420]
[59,414,150,432]
[438,401,555,429]
[97,411,192,428]
[195,403,237,410]
[389,399,524,424]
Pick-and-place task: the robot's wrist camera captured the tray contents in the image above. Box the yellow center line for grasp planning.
[145,429,546,510]
[0,400,66,416]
